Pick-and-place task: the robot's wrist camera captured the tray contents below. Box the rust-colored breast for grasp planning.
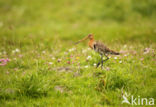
[88,39,95,49]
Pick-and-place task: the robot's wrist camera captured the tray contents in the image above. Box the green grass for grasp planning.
[0,0,156,106]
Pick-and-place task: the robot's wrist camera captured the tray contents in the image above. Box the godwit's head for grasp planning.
[88,34,94,39]
[75,34,94,45]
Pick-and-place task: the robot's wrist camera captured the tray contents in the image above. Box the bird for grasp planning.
[75,34,120,68]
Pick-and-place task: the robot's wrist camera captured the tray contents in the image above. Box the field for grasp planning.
[0,0,156,106]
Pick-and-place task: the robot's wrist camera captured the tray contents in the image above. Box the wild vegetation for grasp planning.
[0,0,156,106]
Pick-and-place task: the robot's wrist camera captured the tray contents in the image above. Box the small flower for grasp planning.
[108,56,111,58]
[76,57,80,60]
[64,52,68,55]
[105,67,110,71]
[114,57,117,59]
[19,54,23,58]
[0,62,6,66]
[69,48,75,52]
[86,56,92,60]
[3,51,6,54]
[15,48,20,53]
[0,52,2,55]
[123,45,127,48]
[48,62,53,65]
[52,57,55,60]
[69,49,72,52]
[4,58,10,62]
[103,57,106,60]
[0,58,10,66]
[119,61,122,63]
[12,49,20,54]
[42,51,46,54]
[93,63,97,67]
[12,50,16,54]
[124,54,128,57]
[67,61,70,64]
[84,65,89,68]
[144,48,150,54]
[140,58,144,61]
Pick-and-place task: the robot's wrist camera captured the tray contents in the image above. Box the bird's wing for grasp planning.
[94,41,111,53]
[94,40,120,55]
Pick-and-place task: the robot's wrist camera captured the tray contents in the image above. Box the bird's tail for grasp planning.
[110,50,120,55]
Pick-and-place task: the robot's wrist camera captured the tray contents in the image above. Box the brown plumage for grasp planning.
[93,40,120,55]
[75,34,120,68]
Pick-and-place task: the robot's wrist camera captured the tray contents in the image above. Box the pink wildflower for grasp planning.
[67,61,70,64]
[105,67,110,71]
[0,58,10,66]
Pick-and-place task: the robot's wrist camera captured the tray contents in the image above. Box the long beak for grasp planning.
[75,36,89,45]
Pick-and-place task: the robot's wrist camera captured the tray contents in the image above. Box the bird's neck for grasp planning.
[88,38,94,49]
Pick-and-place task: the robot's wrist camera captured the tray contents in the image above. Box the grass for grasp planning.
[0,0,156,106]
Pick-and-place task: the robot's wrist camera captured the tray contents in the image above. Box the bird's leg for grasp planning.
[96,54,103,68]
[101,54,109,69]
[96,62,101,68]
[101,55,104,69]
[103,54,109,63]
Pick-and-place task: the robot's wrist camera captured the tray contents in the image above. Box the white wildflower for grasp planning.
[93,63,97,66]
[103,57,107,60]
[87,56,92,60]
[144,48,150,54]
[42,51,45,53]
[3,51,6,54]
[123,45,127,48]
[68,49,73,52]
[48,62,53,65]
[124,54,128,57]
[52,57,55,60]
[84,65,89,68]
[15,48,20,53]
[114,57,117,59]
[119,61,122,63]
[69,48,75,52]
[12,50,16,54]
[105,67,110,71]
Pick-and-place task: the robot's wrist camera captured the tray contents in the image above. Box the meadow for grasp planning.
[0,0,156,106]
